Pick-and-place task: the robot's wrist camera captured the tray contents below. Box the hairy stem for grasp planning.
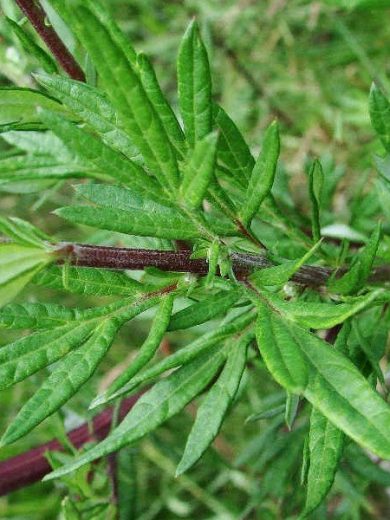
[15,0,85,81]
[55,242,390,287]
[0,393,143,496]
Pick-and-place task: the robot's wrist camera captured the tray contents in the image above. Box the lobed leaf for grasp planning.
[65,3,180,192]
[176,332,251,475]
[256,302,390,459]
[177,20,212,147]
[44,344,227,480]
[240,121,280,226]
[105,294,174,398]
[1,319,119,445]
[92,311,255,407]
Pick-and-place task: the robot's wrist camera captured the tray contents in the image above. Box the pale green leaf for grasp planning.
[44,344,227,480]
[0,87,62,126]
[0,243,52,307]
[240,121,280,226]
[1,319,119,445]
[177,20,212,147]
[2,130,71,160]
[0,216,50,247]
[285,392,300,430]
[256,302,390,459]
[181,132,218,209]
[176,332,251,475]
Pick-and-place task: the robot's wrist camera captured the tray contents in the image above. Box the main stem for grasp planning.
[15,0,85,81]
[56,242,390,287]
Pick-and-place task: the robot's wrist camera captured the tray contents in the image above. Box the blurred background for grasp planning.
[0,1,390,518]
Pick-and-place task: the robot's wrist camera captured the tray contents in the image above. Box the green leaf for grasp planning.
[34,73,141,163]
[33,265,144,297]
[0,87,62,126]
[303,407,345,516]
[1,319,119,445]
[285,392,300,430]
[0,216,51,247]
[346,444,390,486]
[0,243,53,307]
[177,20,212,147]
[5,17,58,74]
[38,109,164,202]
[136,53,186,157]
[44,344,227,480]
[308,160,324,243]
[250,240,322,287]
[104,294,174,398]
[0,302,84,330]
[176,332,251,475]
[55,188,200,240]
[0,155,91,184]
[260,289,382,329]
[369,83,390,152]
[0,321,96,391]
[256,302,390,459]
[328,224,381,295]
[65,3,180,192]
[92,311,255,408]
[214,104,254,183]
[239,121,280,226]
[2,130,71,160]
[181,132,218,209]
[168,287,243,331]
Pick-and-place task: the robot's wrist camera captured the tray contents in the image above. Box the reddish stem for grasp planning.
[0,393,143,496]
[15,0,85,81]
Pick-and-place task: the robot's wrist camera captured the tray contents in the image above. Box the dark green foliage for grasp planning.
[0,1,390,518]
